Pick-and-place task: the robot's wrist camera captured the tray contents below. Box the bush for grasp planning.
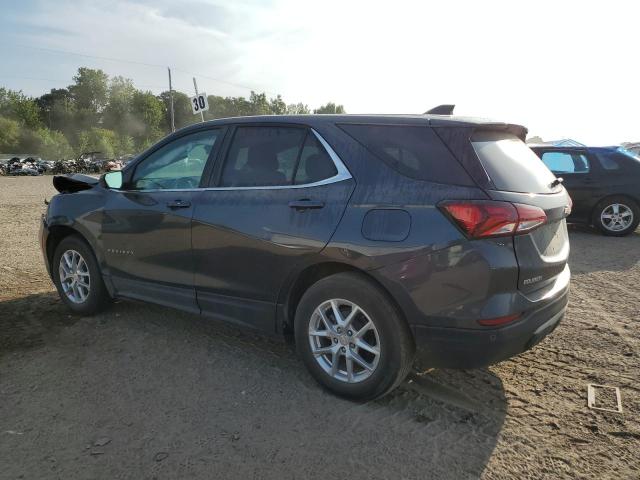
[0,116,20,152]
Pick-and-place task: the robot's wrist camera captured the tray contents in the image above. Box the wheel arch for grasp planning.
[46,225,94,274]
[279,261,410,336]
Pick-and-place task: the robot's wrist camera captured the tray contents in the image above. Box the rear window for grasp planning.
[617,147,640,162]
[596,151,622,171]
[472,132,558,194]
[339,124,474,185]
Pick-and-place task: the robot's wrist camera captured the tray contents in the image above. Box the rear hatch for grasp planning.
[437,127,571,295]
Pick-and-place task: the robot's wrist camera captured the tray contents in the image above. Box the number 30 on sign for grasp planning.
[190,92,209,114]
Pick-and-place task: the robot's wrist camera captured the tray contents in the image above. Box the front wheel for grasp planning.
[294,272,414,401]
[52,235,111,315]
[593,197,639,236]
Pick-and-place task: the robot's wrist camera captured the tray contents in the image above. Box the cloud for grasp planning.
[2,0,639,144]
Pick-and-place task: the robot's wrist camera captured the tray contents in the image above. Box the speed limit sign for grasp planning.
[190,92,209,115]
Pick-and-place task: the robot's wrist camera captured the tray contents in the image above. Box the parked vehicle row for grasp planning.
[0,157,54,176]
[42,110,572,400]
[1,154,131,176]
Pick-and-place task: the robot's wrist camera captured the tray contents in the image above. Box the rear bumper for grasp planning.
[412,282,568,369]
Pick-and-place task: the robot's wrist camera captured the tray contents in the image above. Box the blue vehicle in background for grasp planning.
[530,145,640,236]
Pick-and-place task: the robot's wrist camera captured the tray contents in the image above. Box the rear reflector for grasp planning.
[440,200,547,238]
[477,313,521,327]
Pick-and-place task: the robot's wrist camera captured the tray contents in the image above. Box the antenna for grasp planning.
[425,105,455,115]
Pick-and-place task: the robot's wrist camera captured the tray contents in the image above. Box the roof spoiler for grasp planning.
[425,104,455,115]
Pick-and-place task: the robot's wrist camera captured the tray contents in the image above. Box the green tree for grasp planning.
[0,116,20,152]
[103,76,136,134]
[69,68,109,129]
[38,129,74,159]
[130,91,164,148]
[269,95,287,115]
[15,127,73,159]
[286,103,310,114]
[159,90,200,130]
[77,128,118,158]
[313,102,346,114]
[36,88,75,134]
[115,134,135,157]
[0,88,42,129]
[249,91,270,115]
[70,67,109,112]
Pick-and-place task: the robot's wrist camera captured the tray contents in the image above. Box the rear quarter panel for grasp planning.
[313,123,492,270]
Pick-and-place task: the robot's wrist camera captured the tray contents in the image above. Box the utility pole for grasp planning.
[193,77,205,122]
[168,67,175,132]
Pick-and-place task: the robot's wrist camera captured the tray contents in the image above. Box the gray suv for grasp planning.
[41,109,571,400]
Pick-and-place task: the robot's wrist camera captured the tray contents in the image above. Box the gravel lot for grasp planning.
[1,175,638,479]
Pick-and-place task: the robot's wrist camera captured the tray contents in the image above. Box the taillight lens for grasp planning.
[514,203,547,232]
[440,200,547,239]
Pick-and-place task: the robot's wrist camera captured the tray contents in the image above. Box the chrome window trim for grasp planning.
[122,128,352,193]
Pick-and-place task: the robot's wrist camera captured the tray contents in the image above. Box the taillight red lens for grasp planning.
[440,200,547,238]
[440,201,518,238]
[514,203,547,232]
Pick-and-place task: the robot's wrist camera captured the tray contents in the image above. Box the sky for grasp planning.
[0,0,638,145]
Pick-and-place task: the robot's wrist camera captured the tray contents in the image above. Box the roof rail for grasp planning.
[425,104,455,115]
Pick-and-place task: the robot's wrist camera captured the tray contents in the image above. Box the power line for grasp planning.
[13,44,166,69]
[12,43,278,96]
[173,68,277,96]
[0,75,166,91]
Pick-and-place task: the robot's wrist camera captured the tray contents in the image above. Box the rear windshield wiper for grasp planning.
[550,177,564,188]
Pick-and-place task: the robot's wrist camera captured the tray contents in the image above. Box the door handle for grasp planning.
[166,199,191,208]
[288,199,325,210]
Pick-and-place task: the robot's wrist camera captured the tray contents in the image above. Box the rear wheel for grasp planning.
[294,272,414,401]
[52,235,111,315]
[593,197,639,236]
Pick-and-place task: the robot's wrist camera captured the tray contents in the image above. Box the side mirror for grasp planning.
[103,170,123,189]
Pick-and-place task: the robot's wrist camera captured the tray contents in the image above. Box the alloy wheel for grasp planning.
[59,249,91,304]
[308,299,381,383]
[600,203,634,232]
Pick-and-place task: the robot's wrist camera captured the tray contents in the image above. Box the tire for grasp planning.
[52,235,111,315]
[593,196,640,237]
[294,272,414,401]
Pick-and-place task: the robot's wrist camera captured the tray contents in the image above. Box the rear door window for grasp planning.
[471,132,558,193]
[339,124,474,185]
[294,133,338,184]
[540,151,590,174]
[220,126,306,187]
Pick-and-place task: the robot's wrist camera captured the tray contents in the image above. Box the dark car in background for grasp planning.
[41,112,571,400]
[531,145,640,236]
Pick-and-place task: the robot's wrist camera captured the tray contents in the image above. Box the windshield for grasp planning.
[472,132,559,194]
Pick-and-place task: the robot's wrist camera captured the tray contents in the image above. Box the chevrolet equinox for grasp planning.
[41,110,571,400]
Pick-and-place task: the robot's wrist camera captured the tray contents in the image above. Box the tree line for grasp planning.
[0,67,346,160]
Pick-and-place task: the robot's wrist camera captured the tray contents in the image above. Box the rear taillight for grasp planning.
[440,200,547,239]
[514,203,547,232]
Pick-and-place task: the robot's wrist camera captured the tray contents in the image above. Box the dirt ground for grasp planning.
[0,175,638,480]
